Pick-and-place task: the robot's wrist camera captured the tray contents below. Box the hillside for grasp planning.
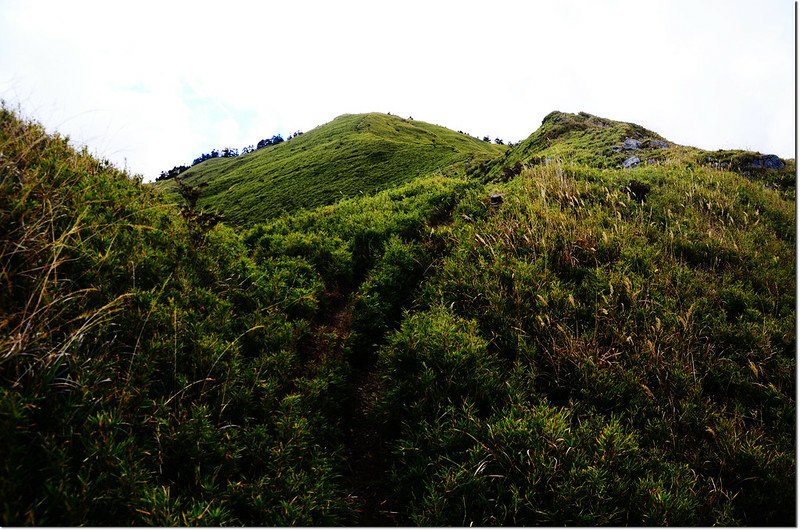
[156,112,505,225]
[483,111,796,193]
[1,104,795,526]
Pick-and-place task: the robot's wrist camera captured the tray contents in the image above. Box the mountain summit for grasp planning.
[158,111,793,225]
[483,110,792,183]
[157,112,504,224]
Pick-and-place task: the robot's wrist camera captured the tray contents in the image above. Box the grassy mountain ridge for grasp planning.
[157,112,504,225]
[1,103,795,525]
[161,110,794,228]
[501,110,672,169]
[484,111,795,193]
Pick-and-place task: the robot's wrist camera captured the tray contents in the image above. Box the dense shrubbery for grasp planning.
[348,237,430,363]
[372,162,795,525]
[0,107,350,525]
[1,106,794,526]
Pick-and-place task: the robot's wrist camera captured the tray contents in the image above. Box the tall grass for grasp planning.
[0,106,353,525]
[372,161,795,525]
[1,104,794,526]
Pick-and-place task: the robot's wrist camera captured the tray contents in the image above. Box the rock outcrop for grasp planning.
[750,155,785,170]
[623,138,641,150]
[623,156,641,168]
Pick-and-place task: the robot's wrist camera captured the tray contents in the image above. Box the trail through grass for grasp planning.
[2,105,794,526]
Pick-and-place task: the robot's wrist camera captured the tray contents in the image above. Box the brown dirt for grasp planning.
[343,365,400,526]
[299,287,398,525]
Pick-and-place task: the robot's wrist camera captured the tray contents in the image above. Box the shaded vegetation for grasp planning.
[0,106,356,525]
[374,161,795,525]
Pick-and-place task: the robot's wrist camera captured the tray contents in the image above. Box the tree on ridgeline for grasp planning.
[156,164,190,181]
[168,129,296,174]
[257,134,284,149]
[192,149,221,166]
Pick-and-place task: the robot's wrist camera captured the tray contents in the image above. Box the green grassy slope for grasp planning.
[156,112,505,225]
[506,110,672,169]
[373,160,795,525]
[0,106,355,525]
[484,111,795,193]
[2,104,795,526]
[0,105,488,525]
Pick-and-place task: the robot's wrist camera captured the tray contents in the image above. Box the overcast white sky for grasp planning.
[0,0,795,180]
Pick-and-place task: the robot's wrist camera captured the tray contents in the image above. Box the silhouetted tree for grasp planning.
[156,164,190,181]
[257,134,284,150]
[192,149,220,165]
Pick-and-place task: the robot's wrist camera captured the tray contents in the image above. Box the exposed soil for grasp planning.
[300,287,398,525]
[343,364,399,526]
[297,288,353,370]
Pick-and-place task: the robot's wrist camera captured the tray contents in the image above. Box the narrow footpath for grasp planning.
[302,288,398,525]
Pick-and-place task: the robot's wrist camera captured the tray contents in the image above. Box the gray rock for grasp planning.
[623,156,641,169]
[489,194,503,210]
[611,145,622,153]
[650,140,669,149]
[750,155,785,170]
[623,138,641,150]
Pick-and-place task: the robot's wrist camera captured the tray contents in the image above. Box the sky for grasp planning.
[0,0,795,181]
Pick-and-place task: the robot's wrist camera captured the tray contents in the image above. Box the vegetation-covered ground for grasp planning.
[483,111,796,194]
[0,105,795,525]
[156,112,504,225]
